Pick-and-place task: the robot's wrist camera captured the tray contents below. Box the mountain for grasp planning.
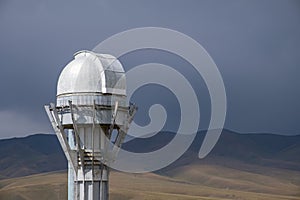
[0,130,300,199]
[0,130,299,180]
[0,134,66,179]
[123,130,300,172]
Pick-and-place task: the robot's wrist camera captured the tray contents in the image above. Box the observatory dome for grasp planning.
[57,50,126,97]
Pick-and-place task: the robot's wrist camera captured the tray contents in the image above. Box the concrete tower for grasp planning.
[45,50,136,200]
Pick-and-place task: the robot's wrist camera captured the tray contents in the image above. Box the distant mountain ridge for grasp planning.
[122,130,300,173]
[0,134,66,179]
[0,130,299,179]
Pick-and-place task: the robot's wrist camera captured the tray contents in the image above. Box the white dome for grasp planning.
[57,50,126,96]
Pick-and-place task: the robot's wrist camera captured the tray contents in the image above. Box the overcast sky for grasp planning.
[0,0,299,139]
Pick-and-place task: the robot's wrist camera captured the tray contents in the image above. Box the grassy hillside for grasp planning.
[0,172,67,200]
[0,131,299,199]
[0,164,299,200]
[0,134,66,179]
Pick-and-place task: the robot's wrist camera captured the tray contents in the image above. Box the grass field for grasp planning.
[0,163,299,200]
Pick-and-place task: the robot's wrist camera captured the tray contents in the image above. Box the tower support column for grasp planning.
[68,129,76,200]
[76,164,109,200]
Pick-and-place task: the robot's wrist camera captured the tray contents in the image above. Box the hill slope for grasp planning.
[0,134,66,179]
[0,167,299,200]
[123,130,300,172]
[0,130,299,199]
[0,130,299,179]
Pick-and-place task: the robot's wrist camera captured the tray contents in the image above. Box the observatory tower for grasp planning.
[45,50,136,200]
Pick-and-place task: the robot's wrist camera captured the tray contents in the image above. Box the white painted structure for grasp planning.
[45,50,136,200]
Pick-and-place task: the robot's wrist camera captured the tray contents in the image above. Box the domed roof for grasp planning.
[57,50,126,96]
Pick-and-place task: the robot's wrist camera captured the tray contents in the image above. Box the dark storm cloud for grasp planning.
[0,0,299,138]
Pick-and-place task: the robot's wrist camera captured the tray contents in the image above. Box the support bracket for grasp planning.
[44,104,77,174]
[68,101,85,169]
